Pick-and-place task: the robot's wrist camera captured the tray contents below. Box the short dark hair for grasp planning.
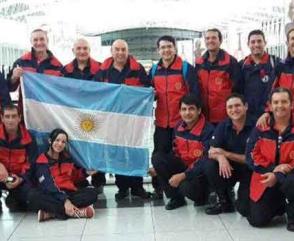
[179,94,202,109]
[226,93,246,105]
[31,28,48,39]
[0,104,19,116]
[157,35,176,48]
[269,87,292,103]
[206,28,223,42]
[248,29,266,42]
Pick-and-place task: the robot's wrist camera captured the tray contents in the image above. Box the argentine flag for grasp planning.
[21,72,154,176]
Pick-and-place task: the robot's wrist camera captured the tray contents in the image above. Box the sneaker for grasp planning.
[131,187,151,199]
[77,205,95,218]
[165,198,186,210]
[38,210,55,222]
[115,189,129,201]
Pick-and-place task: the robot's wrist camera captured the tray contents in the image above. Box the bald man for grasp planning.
[63,38,101,80]
[94,39,150,86]
[63,39,105,191]
[94,39,151,201]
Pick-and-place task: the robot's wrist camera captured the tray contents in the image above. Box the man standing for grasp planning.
[63,39,104,191]
[95,39,151,200]
[7,29,63,115]
[257,25,294,125]
[63,38,100,80]
[150,35,199,199]
[151,35,199,155]
[0,104,37,212]
[237,30,278,121]
[271,25,294,96]
[246,88,294,232]
[152,94,213,210]
[205,94,253,216]
[196,28,240,125]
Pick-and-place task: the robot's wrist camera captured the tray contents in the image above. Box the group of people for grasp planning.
[0,26,294,232]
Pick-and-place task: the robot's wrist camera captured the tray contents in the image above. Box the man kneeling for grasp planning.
[205,93,253,216]
[152,94,214,210]
[0,104,37,212]
[246,87,294,232]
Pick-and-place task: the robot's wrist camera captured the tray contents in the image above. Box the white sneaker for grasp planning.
[75,205,95,218]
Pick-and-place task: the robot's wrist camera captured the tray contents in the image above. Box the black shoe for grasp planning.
[205,201,235,215]
[0,200,2,214]
[5,195,27,212]
[208,192,218,205]
[165,198,186,210]
[131,187,151,199]
[115,189,129,201]
[287,221,294,232]
[151,189,164,200]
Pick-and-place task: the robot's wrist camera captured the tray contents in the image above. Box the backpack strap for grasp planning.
[151,60,188,80]
[150,63,158,80]
[182,60,188,81]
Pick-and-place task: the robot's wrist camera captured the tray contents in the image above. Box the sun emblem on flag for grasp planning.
[80,118,95,133]
[75,113,104,140]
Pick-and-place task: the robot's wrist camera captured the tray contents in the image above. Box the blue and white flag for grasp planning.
[21,72,154,176]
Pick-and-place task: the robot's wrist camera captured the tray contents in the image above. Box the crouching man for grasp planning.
[152,94,214,210]
[246,87,294,232]
[0,104,37,212]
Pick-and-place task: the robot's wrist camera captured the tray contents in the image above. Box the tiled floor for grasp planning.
[0,185,293,241]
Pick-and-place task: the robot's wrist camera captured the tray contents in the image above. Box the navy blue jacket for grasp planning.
[62,58,101,80]
[237,53,279,120]
[94,56,150,87]
[210,116,255,156]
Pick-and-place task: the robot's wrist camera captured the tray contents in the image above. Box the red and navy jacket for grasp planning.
[151,56,200,128]
[7,48,63,116]
[173,114,214,179]
[94,56,150,87]
[0,70,11,108]
[196,49,241,124]
[62,58,101,80]
[237,53,279,120]
[272,54,294,98]
[8,48,63,91]
[246,117,294,202]
[35,152,87,202]
[0,123,37,176]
